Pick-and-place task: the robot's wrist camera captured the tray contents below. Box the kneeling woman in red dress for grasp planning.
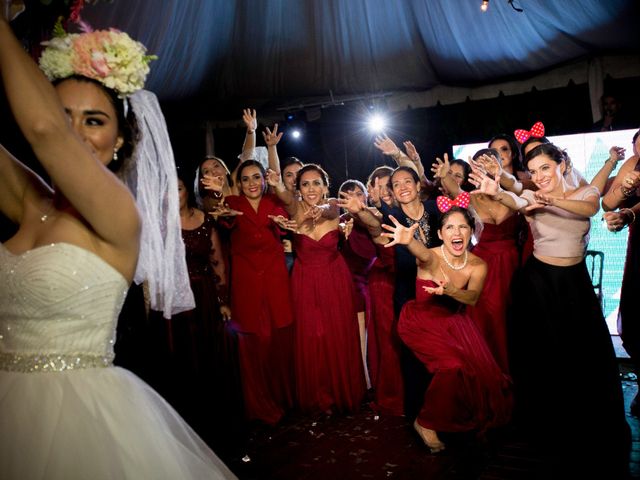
[382,206,512,453]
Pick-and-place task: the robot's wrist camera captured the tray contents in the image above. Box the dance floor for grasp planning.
[219,359,640,480]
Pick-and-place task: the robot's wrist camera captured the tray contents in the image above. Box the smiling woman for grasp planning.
[380,206,512,453]
[0,16,235,480]
[215,159,295,425]
[269,163,366,413]
[470,142,631,476]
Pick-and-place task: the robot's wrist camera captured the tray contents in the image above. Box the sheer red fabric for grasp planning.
[292,230,366,413]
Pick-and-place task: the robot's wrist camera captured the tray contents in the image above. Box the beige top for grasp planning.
[521,186,599,258]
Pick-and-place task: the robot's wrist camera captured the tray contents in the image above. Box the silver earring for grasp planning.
[113,150,119,161]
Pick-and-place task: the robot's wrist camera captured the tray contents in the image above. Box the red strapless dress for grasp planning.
[367,244,404,416]
[398,279,512,433]
[291,230,366,413]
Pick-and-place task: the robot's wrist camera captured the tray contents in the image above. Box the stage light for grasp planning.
[291,129,302,139]
[368,114,387,133]
[480,0,489,12]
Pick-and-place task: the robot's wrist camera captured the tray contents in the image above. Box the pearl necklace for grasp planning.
[440,244,467,270]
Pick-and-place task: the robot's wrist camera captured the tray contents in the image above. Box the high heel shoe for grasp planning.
[413,420,446,453]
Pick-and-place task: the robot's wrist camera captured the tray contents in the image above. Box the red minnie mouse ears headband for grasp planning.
[514,121,545,144]
[436,192,470,213]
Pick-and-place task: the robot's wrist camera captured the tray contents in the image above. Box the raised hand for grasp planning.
[265,168,282,188]
[337,191,365,215]
[381,215,419,247]
[268,214,298,232]
[201,174,225,192]
[403,141,421,163]
[469,165,500,196]
[262,124,283,146]
[608,146,626,165]
[431,153,450,179]
[374,134,400,156]
[242,108,257,132]
[475,153,502,178]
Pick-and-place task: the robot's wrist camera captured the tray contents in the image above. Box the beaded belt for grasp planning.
[0,352,113,373]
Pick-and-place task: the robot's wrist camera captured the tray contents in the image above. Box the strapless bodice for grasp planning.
[0,243,129,372]
[293,230,341,266]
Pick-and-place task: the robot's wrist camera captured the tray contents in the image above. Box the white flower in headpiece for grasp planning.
[39,29,156,98]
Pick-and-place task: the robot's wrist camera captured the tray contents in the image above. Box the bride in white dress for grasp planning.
[0,13,236,480]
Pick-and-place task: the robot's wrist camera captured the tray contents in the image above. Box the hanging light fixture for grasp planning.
[480,0,489,12]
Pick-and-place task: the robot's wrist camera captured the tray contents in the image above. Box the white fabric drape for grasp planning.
[81,0,639,109]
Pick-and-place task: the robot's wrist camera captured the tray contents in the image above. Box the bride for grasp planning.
[0,12,235,480]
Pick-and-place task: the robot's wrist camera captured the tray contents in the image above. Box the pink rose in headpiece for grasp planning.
[436,192,470,213]
[90,52,110,77]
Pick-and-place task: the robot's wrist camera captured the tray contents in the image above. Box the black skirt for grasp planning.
[508,255,630,477]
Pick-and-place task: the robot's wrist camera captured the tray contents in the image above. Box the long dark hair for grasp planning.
[489,133,524,174]
[177,169,198,209]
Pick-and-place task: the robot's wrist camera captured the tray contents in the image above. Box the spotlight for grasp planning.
[480,0,489,12]
[368,114,387,133]
[291,129,302,139]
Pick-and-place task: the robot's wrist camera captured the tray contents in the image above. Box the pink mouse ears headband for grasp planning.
[514,121,545,144]
[436,191,470,213]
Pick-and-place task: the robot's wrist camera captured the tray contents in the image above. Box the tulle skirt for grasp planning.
[0,367,236,480]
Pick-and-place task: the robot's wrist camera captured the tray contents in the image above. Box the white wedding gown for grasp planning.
[0,242,237,480]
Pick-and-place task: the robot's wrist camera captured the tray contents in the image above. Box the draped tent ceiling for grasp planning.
[76,0,640,123]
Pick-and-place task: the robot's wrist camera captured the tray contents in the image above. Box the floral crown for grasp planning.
[39,22,156,98]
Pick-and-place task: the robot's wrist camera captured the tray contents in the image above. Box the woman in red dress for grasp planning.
[382,206,512,453]
[434,151,519,373]
[338,179,377,388]
[216,160,294,425]
[268,164,366,413]
[364,166,405,415]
